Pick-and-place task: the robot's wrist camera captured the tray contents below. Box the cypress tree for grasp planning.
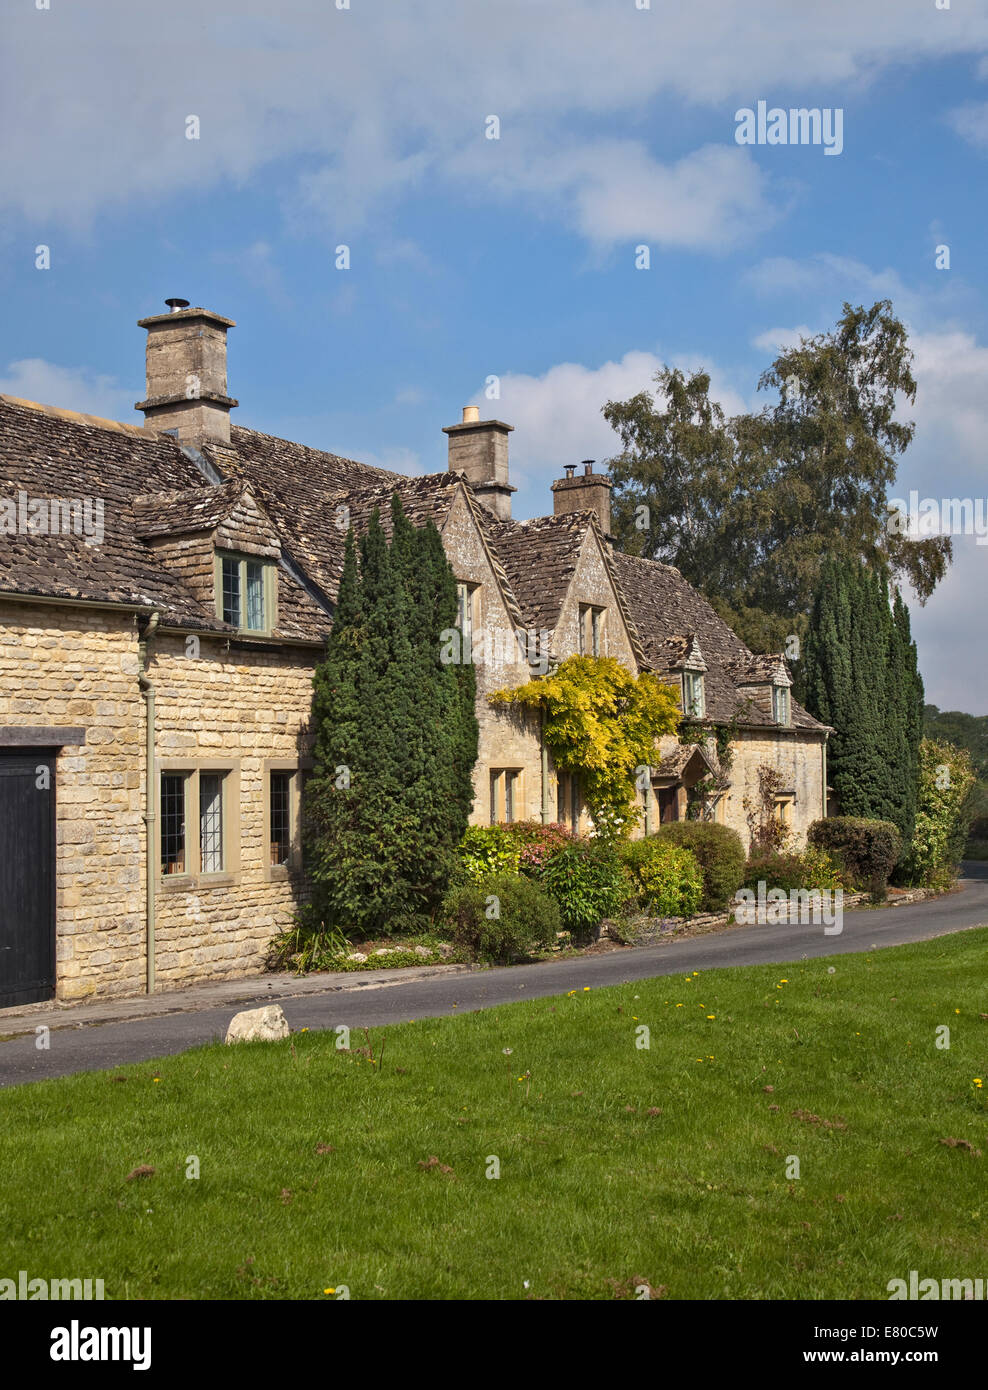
[304,496,478,933]
[802,556,922,842]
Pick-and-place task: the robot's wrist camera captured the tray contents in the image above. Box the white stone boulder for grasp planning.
[224,1004,291,1044]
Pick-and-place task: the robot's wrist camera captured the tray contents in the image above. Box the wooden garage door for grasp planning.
[0,751,56,1008]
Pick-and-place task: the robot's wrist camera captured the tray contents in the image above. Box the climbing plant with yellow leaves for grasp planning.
[489,655,681,838]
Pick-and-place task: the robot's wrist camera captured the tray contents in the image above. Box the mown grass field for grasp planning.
[1,930,986,1300]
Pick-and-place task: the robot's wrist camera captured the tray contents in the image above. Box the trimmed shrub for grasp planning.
[617,837,703,917]
[807,816,902,892]
[743,848,843,894]
[537,841,630,936]
[652,822,746,912]
[441,872,561,962]
[458,825,521,883]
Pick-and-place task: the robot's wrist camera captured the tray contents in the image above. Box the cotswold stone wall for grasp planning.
[0,599,319,1002]
[440,491,543,825]
[0,600,146,1001]
[724,731,827,850]
[146,632,316,989]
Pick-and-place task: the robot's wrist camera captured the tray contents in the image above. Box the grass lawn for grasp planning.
[1,930,986,1300]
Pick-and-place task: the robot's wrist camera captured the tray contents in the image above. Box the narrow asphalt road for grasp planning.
[2,864,986,1088]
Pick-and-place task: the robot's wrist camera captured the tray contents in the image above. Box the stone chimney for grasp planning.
[135,300,238,445]
[551,460,612,538]
[443,407,516,520]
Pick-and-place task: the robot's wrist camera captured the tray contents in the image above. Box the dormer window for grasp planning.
[682,669,705,718]
[216,551,276,633]
[772,684,790,726]
[579,604,605,657]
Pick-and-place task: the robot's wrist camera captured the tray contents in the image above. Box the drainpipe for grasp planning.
[821,734,829,820]
[138,612,159,994]
[540,709,550,825]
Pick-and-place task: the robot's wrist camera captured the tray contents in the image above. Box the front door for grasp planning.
[0,751,56,1007]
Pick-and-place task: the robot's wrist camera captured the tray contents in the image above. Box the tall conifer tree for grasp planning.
[304,497,478,933]
[802,556,923,845]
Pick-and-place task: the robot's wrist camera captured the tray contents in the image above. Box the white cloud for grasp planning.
[458,140,778,250]
[744,254,918,313]
[0,359,135,422]
[4,0,988,244]
[473,349,749,512]
[750,324,815,353]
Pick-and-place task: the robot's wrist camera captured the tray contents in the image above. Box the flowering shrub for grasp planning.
[510,820,576,875]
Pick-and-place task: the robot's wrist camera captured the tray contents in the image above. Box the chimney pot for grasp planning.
[462,405,480,423]
[165,297,190,313]
[551,460,612,539]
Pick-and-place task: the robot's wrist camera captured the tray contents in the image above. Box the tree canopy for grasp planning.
[604,300,951,656]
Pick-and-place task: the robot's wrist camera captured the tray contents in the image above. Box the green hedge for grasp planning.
[617,837,703,917]
[652,822,746,912]
[441,872,561,962]
[807,817,902,892]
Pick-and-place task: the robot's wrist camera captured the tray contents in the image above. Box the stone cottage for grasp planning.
[0,301,828,1007]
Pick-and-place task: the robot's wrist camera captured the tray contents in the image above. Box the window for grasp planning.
[221,556,240,627]
[578,604,605,657]
[773,795,794,825]
[682,670,705,718]
[456,581,479,659]
[490,769,521,824]
[158,764,239,884]
[199,773,224,874]
[773,684,790,725]
[160,772,187,874]
[216,552,276,633]
[269,771,292,867]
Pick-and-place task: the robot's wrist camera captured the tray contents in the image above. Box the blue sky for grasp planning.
[1,0,987,709]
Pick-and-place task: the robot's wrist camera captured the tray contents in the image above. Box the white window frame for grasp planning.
[773,684,791,726]
[682,670,705,718]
